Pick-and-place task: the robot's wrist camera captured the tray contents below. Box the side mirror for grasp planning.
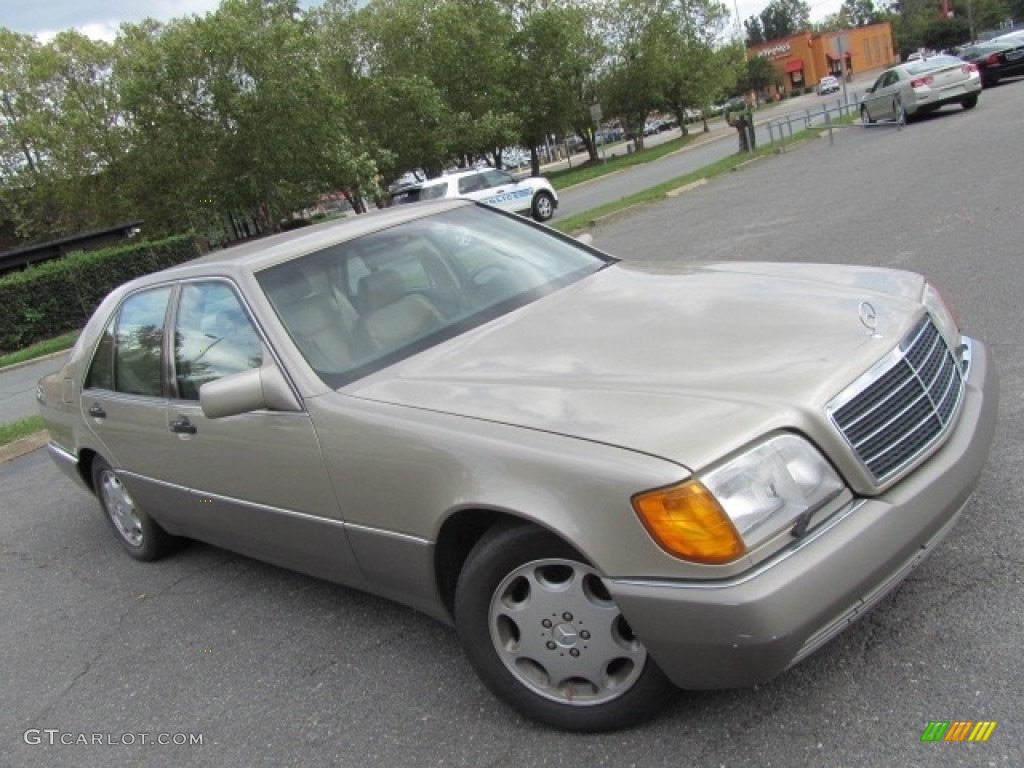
[199,360,301,419]
[866,86,875,93]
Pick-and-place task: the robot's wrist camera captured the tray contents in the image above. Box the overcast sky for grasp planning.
[0,0,845,42]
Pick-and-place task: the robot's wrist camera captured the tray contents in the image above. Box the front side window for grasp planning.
[481,170,515,188]
[111,287,172,397]
[173,281,263,400]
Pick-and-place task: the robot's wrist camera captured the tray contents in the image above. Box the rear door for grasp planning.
[80,285,188,516]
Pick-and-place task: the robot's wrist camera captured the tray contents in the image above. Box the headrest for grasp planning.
[266,268,313,306]
[358,269,405,312]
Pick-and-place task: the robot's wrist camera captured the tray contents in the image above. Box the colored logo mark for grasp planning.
[920,720,997,742]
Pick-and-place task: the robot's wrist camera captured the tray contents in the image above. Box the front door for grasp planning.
[158,279,364,587]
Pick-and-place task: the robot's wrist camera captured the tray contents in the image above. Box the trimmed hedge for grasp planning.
[0,234,202,354]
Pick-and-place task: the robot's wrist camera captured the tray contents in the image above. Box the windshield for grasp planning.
[256,205,612,387]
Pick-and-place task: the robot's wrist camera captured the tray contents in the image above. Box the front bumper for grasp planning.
[608,337,998,690]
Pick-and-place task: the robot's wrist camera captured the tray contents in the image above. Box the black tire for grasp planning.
[531,191,555,222]
[860,105,874,124]
[454,522,677,731]
[91,456,180,561]
[962,95,978,110]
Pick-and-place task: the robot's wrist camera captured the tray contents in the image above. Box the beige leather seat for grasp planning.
[356,269,445,353]
[265,269,358,373]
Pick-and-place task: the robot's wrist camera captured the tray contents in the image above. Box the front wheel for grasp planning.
[531,191,555,222]
[454,523,676,731]
[860,105,874,124]
[92,456,180,561]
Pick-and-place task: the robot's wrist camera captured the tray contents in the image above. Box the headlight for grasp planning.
[633,435,845,564]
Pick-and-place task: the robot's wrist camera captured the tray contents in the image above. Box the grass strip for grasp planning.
[551,119,855,234]
[0,415,46,447]
[0,331,78,370]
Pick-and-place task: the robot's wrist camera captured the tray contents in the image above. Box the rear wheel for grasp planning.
[454,523,676,731]
[92,456,180,561]
[531,191,555,222]
[962,95,978,110]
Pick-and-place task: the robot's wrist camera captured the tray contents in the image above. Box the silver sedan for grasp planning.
[860,55,982,122]
[38,200,998,731]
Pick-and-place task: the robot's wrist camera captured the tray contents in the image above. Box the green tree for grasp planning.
[841,0,879,26]
[921,17,971,49]
[738,51,780,95]
[0,29,132,240]
[659,1,740,135]
[760,0,812,39]
[745,15,766,45]
[507,4,603,175]
[115,0,377,236]
[601,0,675,152]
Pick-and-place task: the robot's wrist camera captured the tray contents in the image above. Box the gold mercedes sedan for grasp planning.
[38,200,998,731]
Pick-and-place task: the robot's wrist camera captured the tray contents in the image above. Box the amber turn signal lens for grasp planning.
[633,481,746,564]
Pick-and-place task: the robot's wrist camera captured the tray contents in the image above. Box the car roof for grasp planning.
[128,199,474,287]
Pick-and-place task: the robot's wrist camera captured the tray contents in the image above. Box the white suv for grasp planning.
[390,168,559,222]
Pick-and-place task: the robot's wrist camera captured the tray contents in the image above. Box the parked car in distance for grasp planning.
[388,168,558,222]
[860,55,981,122]
[816,75,841,95]
[957,37,1024,86]
[38,201,998,731]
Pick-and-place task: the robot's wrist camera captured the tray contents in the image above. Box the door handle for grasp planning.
[88,403,106,419]
[169,417,198,435]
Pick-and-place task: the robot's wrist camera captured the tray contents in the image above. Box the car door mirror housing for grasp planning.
[199,361,301,419]
[866,86,874,93]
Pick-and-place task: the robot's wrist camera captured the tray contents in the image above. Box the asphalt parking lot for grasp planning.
[2,82,1022,767]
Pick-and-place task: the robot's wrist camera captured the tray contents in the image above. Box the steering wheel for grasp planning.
[469,263,511,286]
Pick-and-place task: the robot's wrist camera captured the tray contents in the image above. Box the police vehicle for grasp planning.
[389,168,558,222]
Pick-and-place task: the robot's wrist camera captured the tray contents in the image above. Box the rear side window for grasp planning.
[84,319,115,390]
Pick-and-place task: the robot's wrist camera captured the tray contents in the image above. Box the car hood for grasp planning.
[346,261,928,469]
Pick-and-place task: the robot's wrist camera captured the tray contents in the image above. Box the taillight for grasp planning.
[962,62,978,73]
[984,53,1000,65]
[910,75,934,88]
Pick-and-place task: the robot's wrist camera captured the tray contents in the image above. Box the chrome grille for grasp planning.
[829,317,964,483]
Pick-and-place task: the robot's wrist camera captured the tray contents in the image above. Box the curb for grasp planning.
[0,349,70,374]
[0,431,48,465]
[666,178,708,198]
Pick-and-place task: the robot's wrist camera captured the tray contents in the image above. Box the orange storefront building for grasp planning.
[748,23,898,94]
